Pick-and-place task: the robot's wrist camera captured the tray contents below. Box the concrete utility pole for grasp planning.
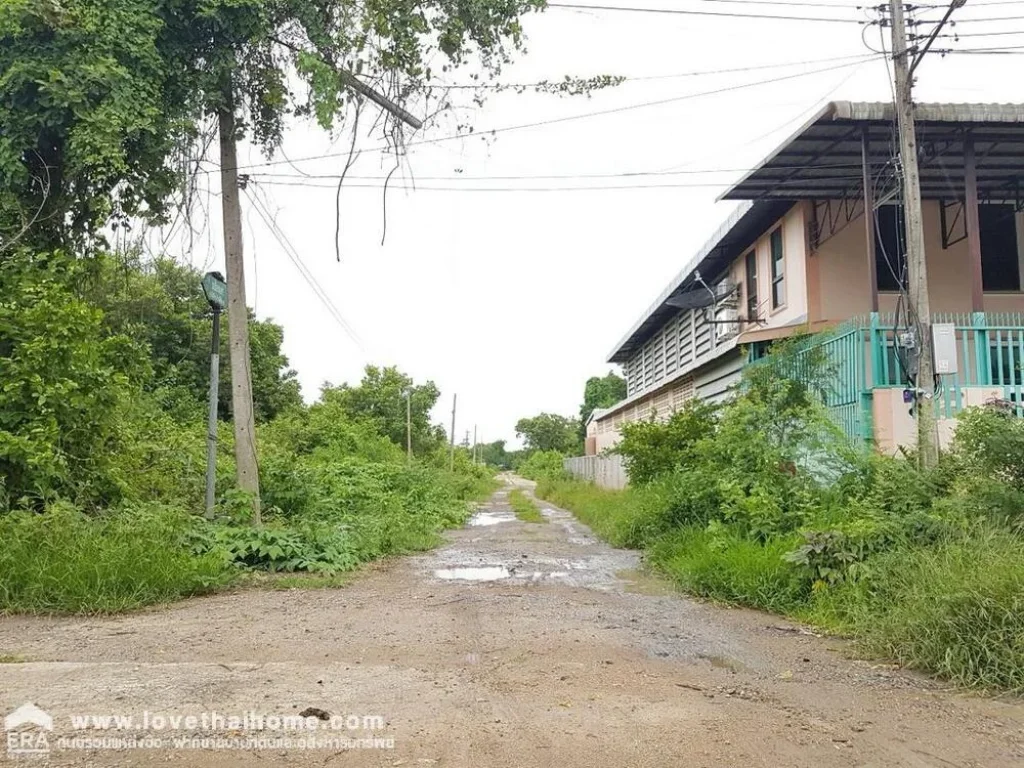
[889,0,939,469]
[473,424,478,464]
[218,87,262,522]
[211,62,423,523]
[449,394,457,472]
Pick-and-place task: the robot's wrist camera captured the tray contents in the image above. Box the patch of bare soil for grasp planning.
[1,477,1022,767]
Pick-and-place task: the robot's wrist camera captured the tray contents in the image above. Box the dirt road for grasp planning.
[1,477,1022,767]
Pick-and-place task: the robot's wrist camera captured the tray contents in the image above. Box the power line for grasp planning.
[242,186,366,350]
[920,28,1024,37]
[428,51,879,89]
[546,2,867,23]
[219,55,882,174]
[912,13,1024,23]
[946,44,1024,52]
[247,175,868,193]
[247,160,887,183]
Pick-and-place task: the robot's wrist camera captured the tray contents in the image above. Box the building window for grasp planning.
[770,228,785,308]
[744,250,758,320]
[980,204,1020,291]
[874,204,907,292]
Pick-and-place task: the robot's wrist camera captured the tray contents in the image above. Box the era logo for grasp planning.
[7,731,50,755]
[5,703,53,756]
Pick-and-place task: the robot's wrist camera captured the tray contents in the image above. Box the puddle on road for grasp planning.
[468,511,514,527]
[616,569,676,597]
[700,653,750,674]
[432,565,574,583]
[434,566,511,582]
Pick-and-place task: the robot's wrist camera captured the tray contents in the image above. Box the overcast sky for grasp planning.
[171,1,1024,448]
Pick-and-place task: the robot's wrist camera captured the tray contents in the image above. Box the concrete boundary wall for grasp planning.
[563,455,628,490]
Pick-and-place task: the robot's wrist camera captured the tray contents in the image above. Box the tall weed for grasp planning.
[0,503,231,614]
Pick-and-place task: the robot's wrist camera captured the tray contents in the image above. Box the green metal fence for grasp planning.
[749,319,870,445]
[869,311,1024,418]
[752,312,1024,445]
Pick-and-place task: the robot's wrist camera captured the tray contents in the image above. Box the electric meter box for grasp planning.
[932,323,958,375]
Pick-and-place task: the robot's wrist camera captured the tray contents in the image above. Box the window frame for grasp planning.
[979,203,1021,292]
[769,227,786,310]
[744,249,758,321]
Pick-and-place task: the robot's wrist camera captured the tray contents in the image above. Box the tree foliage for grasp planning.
[85,253,301,422]
[322,365,445,455]
[0,253,132,509]
[0,250,303,511]
[476,439,510,468]
[578,370,625,440]
[0,0,547,251]
[515,412,580,454]
[579,370,625,424]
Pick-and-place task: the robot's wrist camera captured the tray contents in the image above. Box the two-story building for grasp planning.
[588,102,1024,455]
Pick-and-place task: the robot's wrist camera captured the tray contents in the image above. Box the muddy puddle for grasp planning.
[616,568,677,597]
[434,566,511,582]
[467,510,515,527]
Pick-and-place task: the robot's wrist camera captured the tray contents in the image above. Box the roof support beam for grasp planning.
[862,126,879,313]
[964,136,985,313]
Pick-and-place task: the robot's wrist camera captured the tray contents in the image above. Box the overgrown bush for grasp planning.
[0,254,135,511]
[0,253,494,613]
[810,526,1024,693]
[518,450,567,482]
[535,336,1024,692]
[617,400,717,485]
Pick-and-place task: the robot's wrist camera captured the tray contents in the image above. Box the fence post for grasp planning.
[869,312,882,388]
[858,323,874,445]
[973,312,991,386]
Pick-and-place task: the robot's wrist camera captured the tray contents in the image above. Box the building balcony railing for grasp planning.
[752,312,1024,446]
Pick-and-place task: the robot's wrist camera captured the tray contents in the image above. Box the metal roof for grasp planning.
[606,101,1024,366]
[722,101,1024,201]
[607,199,792,364]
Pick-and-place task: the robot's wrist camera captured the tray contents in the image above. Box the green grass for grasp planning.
[509,489,546,523]
[537,478,1024,694]
[647,527,808,614]
[0,654,27,663]
[536,478,654,547]
[807,527,1024,693]
[0,504,233,615]
[246,572,354,590]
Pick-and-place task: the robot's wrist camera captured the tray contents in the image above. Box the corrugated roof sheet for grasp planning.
[722,100,1024,201]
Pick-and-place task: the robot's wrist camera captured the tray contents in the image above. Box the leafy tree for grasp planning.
[515,413,580,454]
[0,0,185,251]
[0,253,133,509]
[579,370,626,439]
[476,439,510,469]
[0,0,548,251]
[85,254,301,423]
[323,366,445,455]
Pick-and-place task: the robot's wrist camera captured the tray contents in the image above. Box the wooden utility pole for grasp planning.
[218,87,262,522]
[449,394,457,471]
[889,0,938,469]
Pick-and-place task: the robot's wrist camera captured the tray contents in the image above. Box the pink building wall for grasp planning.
[813,201,1024,322]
